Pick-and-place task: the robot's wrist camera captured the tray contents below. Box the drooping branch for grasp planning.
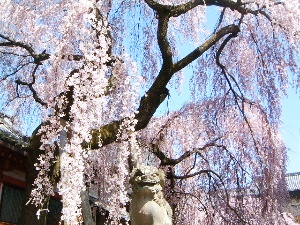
[215,31,260,153]
[216,29,241,99]
[168,168,247,223]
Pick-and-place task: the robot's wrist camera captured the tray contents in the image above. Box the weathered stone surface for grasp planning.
[130,166,172,225]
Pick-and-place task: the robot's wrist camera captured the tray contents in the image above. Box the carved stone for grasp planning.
[130,166,172,225]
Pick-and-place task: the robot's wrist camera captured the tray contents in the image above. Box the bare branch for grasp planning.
[144,0,213,16]
[0,33,83,64]
[170,169,215,179]
[166,0,214,17]
[0,33,36,57]
[149,137,223,166]
[1,61,32,81]
[15,64,47,106]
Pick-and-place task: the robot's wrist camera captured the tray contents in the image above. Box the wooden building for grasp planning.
[0,116,27,225]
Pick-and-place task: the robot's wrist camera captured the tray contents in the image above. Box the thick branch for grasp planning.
[167,0,252,17]
[157,14,173,66]
[151,143,192,166]
[173,24,240,73]
[144,0,214,15]
[166,0,216,17]
[135,83,169,130]
[96,50,172,145]
[133,26,239,135]
[145,0,272,20]
[144,0,172,12]
[83,119,123,149]
[151,137,222,166]
[87,87,169,149]
[87,27,239,151]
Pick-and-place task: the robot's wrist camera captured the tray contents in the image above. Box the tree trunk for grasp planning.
[81,190,95,225]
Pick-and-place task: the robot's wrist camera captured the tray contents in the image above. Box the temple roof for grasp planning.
[0,114,29,150]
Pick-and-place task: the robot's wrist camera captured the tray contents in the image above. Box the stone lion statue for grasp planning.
[129,165,173,225]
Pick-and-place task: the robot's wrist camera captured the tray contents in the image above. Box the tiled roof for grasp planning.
[286,172,300,191]
[0,115,29,149]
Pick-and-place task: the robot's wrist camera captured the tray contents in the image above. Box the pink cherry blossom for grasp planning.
[1,0,299,224]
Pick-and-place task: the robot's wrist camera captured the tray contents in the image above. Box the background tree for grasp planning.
[0,0,299,224]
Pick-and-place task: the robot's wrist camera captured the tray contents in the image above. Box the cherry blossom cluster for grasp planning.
[2,0,300,224]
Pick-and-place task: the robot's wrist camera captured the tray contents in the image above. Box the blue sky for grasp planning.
[281,89,300,173]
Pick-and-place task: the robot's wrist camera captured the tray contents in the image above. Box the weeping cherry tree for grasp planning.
[1,0,300,224]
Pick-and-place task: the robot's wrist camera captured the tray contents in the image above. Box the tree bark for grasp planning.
[81,190,95,225]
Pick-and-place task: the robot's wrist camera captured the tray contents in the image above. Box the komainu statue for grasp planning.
[129,165,173,225]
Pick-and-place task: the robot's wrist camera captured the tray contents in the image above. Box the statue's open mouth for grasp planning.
[138,180,158,186]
